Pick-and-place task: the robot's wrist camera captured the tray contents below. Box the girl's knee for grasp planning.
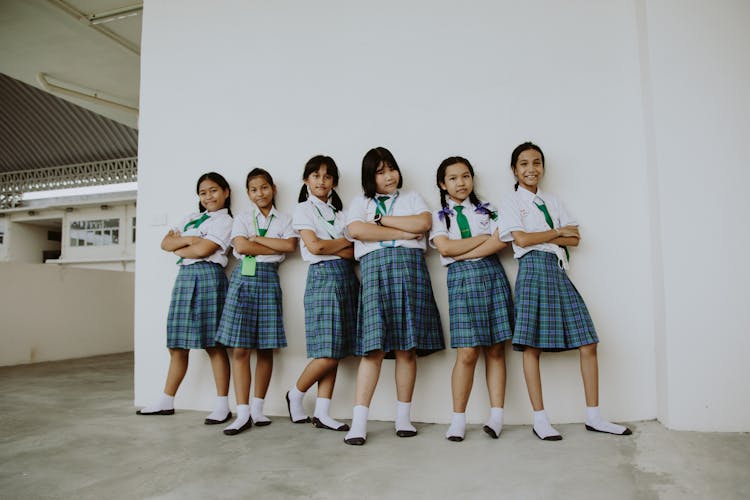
[484,343,506,360]
[256,349,274,360]
[457,347,480,365]
[579,343,598,357]
[169,348,189,360]
[365,350,386,362]
[394,349,416,362]
[232,348,251,361]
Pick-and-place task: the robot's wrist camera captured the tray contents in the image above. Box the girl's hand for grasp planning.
[400,231,422,240]
[558,226,580,238]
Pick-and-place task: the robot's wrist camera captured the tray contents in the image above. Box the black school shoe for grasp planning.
[396,429,417,438]
[223,418,253,436]
[585,424,632,435]
[344,436,366,445]
[532,428,563,441]
[312,417,350,431]
[483,425,499,439]
[136,408,175,416]
[204,411,233,425]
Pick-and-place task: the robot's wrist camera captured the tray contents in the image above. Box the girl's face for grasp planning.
[247,176,276,211]
[198,178,229,213]
[439,162,474,203]
[374,162,400,195]
[305,165,336,202]
[513,149,544,193]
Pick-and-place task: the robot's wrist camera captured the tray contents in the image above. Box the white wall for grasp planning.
[6,218,60,263]
[136,0,657,426]
[0,263,134,366]
[644,0,750,431]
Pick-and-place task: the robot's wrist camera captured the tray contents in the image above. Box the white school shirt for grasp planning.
[429,198,500,266]
[345,190,430,260]
[498,186,577,261]
[293,197,347,264]
[176,208,233,267]
[230,206,296,263]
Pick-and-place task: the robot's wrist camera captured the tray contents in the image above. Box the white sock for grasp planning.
[585,406,629,434]
[533,409,561,439]
[484,407,504,436]
[288,387,307,421]
[445,412,466,440]
[140,392,174,413]
[205,396,230,421]
[314,397,347,429]
[344,405,369,441]
[395,401,416,433]
[250,397,270,424]
[224,404,251,432]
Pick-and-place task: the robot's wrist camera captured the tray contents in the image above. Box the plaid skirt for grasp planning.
[214,263,287,349]
[355,247,445,357]
[512,250,598,352]
[447,257,514,348]
[304,259,359,359]
[166,262,228,349]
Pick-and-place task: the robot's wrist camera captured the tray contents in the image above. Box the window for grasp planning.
[69,218,120,247]
[0,220,5,245]
[132,217,136,243]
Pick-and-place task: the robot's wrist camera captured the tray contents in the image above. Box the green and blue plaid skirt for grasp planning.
[166,262,228,349]
[355,247,445,357]
[512,250,598,352]
[304,259,359,359]
[214,263,287,349]
[447,257,514,348]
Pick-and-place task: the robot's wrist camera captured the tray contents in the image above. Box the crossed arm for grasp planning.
[347,212,431,242]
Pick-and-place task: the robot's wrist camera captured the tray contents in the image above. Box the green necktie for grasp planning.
[242,214,274,276]
[534,198,569,261]
[177,213,210,264]
[454,206,472,239]
[376,196,390,216]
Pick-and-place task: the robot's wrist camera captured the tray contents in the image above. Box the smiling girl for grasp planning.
[215,168,297,436]
[137,172,234,426]
[499,142,631,441]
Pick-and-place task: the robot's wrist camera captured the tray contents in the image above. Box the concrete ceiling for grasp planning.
[0,0,142,129]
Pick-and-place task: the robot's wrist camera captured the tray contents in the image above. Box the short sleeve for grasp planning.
[554,196,578,227]
[409,191,430,215]
[345,195,368,225]
[276,213,297,239]
[429,210,449,241]
[498,197,523,242]
[293,203,316,232]
[203,214,233,250]
[230,212,252,241]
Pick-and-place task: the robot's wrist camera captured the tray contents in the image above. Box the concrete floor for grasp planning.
[0,354,748,500]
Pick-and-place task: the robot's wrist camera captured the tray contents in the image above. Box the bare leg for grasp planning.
[394,349,417,403]
[354,350,386,406]
[484,343,507,408]
[253,349,274,399]
[205,346,230,396]
[522,347,544,411]
[316,364,338,399]
[231,348,251,405]
[579,343,599,407]
[451,347,480,412]
[295,358,339,394]
[163,348,190,395]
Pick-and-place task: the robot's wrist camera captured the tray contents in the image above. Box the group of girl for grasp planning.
[137,142,631,444]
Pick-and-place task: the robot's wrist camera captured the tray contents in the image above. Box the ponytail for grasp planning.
[298,184,309,203]
[330,189,344,212]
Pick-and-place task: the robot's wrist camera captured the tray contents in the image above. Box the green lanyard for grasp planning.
[533,197,569,261]
[453,206,472,239]
[314,203,340,239]
[176,213,210,264]
[242,211,275,276]
[375,193,398,248]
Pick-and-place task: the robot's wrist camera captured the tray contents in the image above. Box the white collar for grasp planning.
[206,208,228,216]
[517,186,545,203]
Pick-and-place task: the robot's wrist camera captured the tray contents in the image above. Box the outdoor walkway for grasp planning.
[1,353,747,499]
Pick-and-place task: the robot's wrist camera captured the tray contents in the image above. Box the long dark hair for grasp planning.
[361,147,403,199]
[510,142,545,191]
[436,157,483,230]
[297,155,344,211]
[246,167,276,207]
[196,172,232,216]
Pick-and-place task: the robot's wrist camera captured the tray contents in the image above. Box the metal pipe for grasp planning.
[36,73,138,115]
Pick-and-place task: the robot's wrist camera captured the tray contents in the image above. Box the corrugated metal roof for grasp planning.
[0,72,138,173]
